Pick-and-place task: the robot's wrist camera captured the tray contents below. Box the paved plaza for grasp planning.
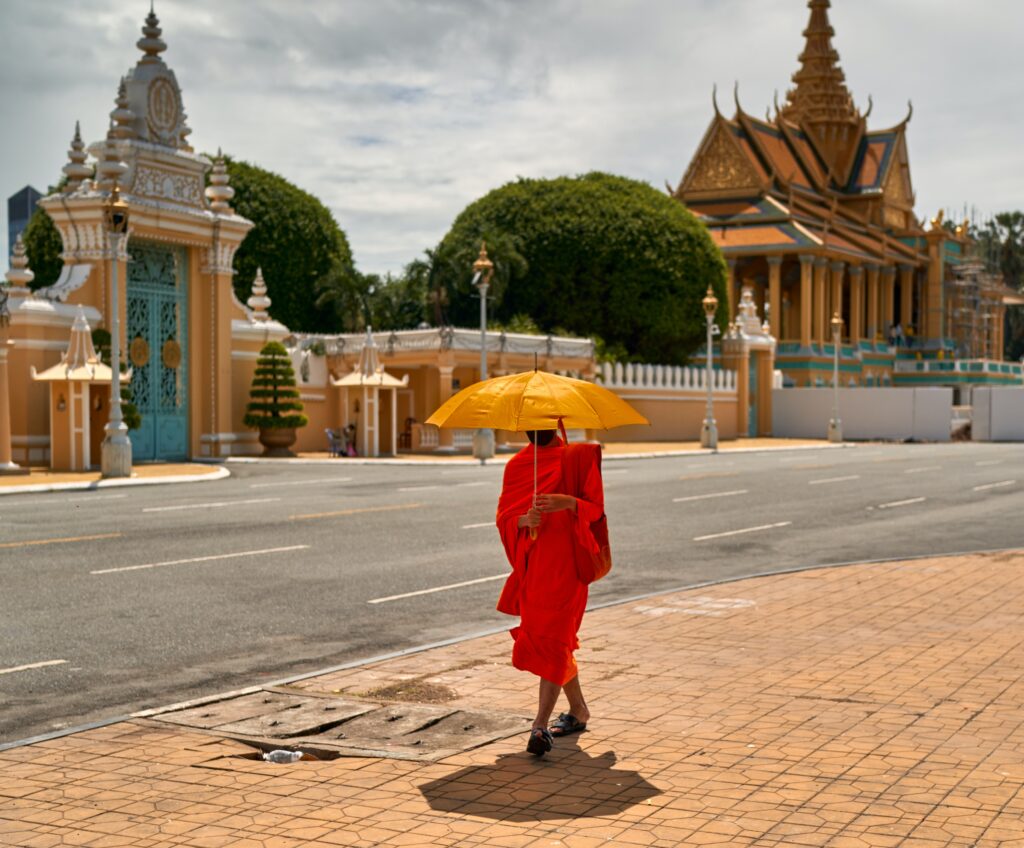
[3,549,1024,846]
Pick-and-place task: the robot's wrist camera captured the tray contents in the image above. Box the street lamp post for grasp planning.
[471,243,495,463]
[700,285,720,451]
[101,185,133,478]
[828,311,844,443]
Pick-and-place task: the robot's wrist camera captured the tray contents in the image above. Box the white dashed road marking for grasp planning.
[673,490,748,503]
[693,522,791,542]
[142,498,280,513]
[91,545,310,575]
[904,466,942,474]
[877,497,926,509]
[973,480,1015,492]
[368,574,507,604]
[0,659,68,676]
[462,522,493,529]
[250,478,350,488]
[808,475,860,485]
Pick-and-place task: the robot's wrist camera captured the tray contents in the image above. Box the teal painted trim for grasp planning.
[777,360,863,373]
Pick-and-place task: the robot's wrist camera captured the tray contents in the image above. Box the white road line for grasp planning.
[462,522,493,529]
[0,659,68,676]
[904,466,942,474]
[693,522,791,542]
[91,545,310,575]
[673,489,748,503]
[809,475,860,485]
[1,494,128,508]
[250,478,350,488]
[142,498,280,513]
[456,481,489,488]
[398,485,438,492]
[973,480,1016,492]
[877,497,926,509]
[368,574,507,604]
[686,461,735,469]
[975,460,1002,467]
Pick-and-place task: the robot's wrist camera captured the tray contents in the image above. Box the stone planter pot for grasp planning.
[259,427,297,457]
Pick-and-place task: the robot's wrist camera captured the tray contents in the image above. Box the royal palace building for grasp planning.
[673,0,1022,391]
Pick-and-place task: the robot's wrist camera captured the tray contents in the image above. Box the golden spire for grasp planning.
[780,0,858,128]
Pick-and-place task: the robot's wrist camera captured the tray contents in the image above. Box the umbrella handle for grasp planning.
[529,526,537,541]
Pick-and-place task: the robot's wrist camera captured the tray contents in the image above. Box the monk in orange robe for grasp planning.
[496,428,610,756]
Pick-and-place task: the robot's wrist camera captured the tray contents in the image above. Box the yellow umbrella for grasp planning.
[426,369,648,535]
[426,369,649,433]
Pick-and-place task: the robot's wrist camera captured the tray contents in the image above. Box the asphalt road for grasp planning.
[1,442,1021,744]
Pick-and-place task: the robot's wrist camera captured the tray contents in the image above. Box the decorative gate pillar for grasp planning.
[721,287,777,437]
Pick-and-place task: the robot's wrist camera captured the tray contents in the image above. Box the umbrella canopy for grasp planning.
[426,369,648,432]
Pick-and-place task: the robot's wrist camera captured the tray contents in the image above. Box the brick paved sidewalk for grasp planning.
[3,551,1023,847]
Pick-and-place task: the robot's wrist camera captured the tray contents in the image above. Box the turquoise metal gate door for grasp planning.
[126,241,189,461]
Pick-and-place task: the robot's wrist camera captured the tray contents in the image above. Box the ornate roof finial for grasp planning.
[781,0,859,127]
[247,268,271,321]
[109,78,137,140]
[137,4,167,64]
[65,307,102,372]
[94,121,129,192]
[711,83,721,118]
[357,326,383,378]
[62,121,92,192]
[5,233,35,290]
[205,148,235,214]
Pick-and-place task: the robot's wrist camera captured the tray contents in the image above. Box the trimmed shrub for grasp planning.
[243,341,308,430]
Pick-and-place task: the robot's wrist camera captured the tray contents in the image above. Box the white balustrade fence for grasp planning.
[599,362,737,392]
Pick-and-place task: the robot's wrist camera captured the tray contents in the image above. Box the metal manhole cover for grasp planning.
[147,688,530,761]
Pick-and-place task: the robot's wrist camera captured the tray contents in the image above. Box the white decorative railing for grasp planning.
[599,362,737,392]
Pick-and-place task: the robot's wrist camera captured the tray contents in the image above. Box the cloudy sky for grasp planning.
[1,0,1022,276]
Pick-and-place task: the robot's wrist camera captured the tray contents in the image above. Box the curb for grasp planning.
[1,541,1014,753]
[0,465,230,496]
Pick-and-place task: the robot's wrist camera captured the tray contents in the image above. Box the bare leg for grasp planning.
[533,678,561,730]
[561,675,590,724]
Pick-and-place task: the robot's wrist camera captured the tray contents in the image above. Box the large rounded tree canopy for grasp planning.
[226,158,355,333]
[433,172,727,364]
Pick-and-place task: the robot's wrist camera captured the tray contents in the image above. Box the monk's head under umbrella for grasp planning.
[526,429,557,447]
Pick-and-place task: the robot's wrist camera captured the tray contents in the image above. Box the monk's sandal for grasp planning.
[550,712,587,737]
[527,727,554,756]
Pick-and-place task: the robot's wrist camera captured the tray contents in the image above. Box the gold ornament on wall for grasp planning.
[162,338,181,370]
[130,335,150,368]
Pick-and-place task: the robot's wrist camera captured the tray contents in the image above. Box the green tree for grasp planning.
[243,341,308,430]
[22,207,64,290]
[431,173,727,364]
[221,157,357,333]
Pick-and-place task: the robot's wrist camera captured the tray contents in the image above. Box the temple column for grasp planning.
[849,265,864,344]
[767,256,782,339]
[435,362,455,453]
[830,261,845,342]
[0,340,19,473]
[899,264,914,331]
[726,259,738,322]
[924,229,945,341]
[813,258,828,346]
[799,255,813,347]
[866,264,880,342]
[881,266,896,340]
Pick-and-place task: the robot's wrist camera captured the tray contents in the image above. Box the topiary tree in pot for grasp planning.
[243,341,308,456]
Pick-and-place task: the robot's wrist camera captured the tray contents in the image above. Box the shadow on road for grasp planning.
[419,739,661,821]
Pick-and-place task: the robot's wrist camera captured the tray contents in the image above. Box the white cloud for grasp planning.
[2,0,1022,275]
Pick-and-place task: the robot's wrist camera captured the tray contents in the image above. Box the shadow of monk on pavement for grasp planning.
[419,739,661,821]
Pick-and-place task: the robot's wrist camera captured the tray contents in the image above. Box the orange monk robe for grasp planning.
[495,439,606,686]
